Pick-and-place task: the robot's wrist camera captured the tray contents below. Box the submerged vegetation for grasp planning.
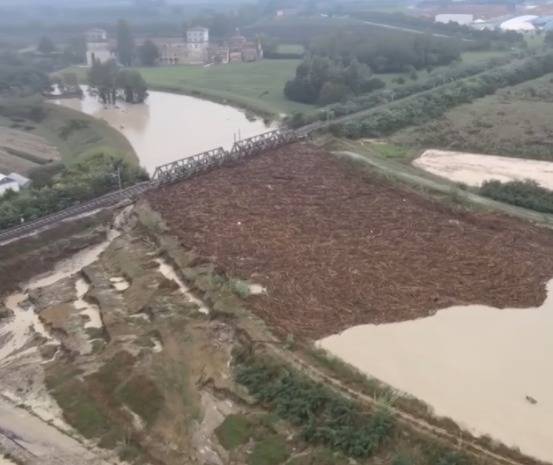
[88,60,148,104]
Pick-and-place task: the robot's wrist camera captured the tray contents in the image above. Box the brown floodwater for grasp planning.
[54,87,275,174]
[318,279,553,463]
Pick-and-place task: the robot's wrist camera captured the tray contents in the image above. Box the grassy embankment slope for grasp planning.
[0,99,137,167]
[392,72,553,161]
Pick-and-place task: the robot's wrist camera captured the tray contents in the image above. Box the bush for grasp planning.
[479,179,553,213]
[248,435,290,465]
[215,415,253,450]
[0,153,148,230]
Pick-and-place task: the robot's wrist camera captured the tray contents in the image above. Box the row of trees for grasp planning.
[284,28,463,105]
[286,54,514,127]
[330,52,553,138]
[284,57,385,104]
[0,153,148,230]
[88,60,148,104]
[310,31,461,73]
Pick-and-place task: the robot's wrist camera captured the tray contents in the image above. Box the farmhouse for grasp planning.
[0,172,30,196]
[85,28,115,67]
[151,27,262,66]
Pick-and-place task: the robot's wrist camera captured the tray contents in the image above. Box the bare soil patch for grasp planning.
[148,143,553,339]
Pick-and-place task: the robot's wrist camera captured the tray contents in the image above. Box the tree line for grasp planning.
[286,54,514,128]
[284,27,462,105]
[329,52,553,139]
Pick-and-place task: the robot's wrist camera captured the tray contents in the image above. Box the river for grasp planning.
[54,87,275,175]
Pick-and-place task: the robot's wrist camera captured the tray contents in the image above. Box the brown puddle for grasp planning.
[319,279,553,462]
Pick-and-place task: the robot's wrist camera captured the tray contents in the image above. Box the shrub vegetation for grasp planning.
[235,354,394,458]
[0,153,148,229]
[479,180,553,213]
[330,52,553,138]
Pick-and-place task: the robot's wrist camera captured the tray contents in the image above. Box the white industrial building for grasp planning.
[435,14,474,25]
[500,15,538,31]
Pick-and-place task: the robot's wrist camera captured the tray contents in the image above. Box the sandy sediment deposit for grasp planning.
[413,149,553,189]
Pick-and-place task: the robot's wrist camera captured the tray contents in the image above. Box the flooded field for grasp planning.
[319,279,553,463]
[414,149,553,189]
[54,87,274,174]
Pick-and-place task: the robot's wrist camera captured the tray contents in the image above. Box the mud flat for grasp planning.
[319,278,553,463]
[414,149,553,189]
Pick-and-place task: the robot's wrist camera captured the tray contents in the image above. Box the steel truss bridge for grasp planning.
[0,129,300,243]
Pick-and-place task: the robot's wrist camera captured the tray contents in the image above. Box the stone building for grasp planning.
[85,28,115,67]
[149,27,262,66]
[228,32,263,63]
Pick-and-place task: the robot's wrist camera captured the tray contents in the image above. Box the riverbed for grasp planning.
[54,87,275,175]
[318,279,553,462]
[414,149,553,190]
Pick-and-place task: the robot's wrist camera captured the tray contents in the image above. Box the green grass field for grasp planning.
[134,59,313,116]
[0,99,137,167]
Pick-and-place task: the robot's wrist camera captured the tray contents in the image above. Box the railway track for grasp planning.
[0,182,151,244]
[0,129,299,245]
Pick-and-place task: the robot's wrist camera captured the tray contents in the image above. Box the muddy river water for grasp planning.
[54,87,274,174]
[319,279,553,462]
